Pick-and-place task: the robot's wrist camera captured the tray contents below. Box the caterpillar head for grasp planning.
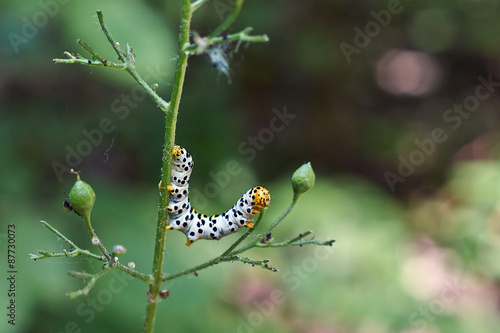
[250,186,271,214]
[172,145,183,157]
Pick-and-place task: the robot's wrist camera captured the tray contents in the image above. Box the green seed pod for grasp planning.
[68,170,95,219]
[292,162,315,195]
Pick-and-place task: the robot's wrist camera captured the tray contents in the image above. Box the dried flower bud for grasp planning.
[113,245,127,255]
[91,236,100,245]
[159,289,170,299]
[292,162,315,195]
[68,170,95,219]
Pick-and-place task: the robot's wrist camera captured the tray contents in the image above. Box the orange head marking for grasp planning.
[251,186,271,214]
[171,146,183,157]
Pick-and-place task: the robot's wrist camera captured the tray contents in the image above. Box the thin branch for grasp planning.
[162,196,334,282]
[68,271,94,279]
[84,215,111,260]
[265,195,299,234]
[53,51,126,70]
[162,256,220,282]
[77,38,105,62]
[191,0,209,11]
[31,220,154,285]
[229,255,278,272]
[208,0,244,38]
[143,0,193,331]
[162,253,277,281]
[257,236,336,248]
[39,220,78,249]
[30,248,105,261]
[184,27,269,55]
[96,10,125,62]
[66,265,113,299]
[116,263,153,284]
[53,11,170,114]
[221,209,267,257]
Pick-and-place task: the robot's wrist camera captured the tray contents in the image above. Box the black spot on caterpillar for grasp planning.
[164,146,270,246]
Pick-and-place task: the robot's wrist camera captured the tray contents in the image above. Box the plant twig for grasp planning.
[83,215,111,260]
[143,1,193,332]
[66,265,113,299]
[53,11,170,114]
[77,38,105,62]
[265,194,300,234]
[161,190,335,282]
[96,10,125,62]
[53,51,126,69]
[229,255,278,272]
[221,209,267,257]
[256,232,336,248]
[162,253,276,281]
[30,248,105,261]
[116,263,153,284]
[191,0,209,11]
[184,27,269,55]
[95,10,169,113]
[30,221,106,261]
[208,0,244,38]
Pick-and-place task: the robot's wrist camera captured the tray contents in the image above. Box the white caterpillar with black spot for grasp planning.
[164,146,270,246]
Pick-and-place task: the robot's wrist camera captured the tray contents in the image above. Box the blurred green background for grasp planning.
[2,0,500,332]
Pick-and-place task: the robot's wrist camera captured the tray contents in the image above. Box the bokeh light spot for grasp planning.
[376,49,442,96]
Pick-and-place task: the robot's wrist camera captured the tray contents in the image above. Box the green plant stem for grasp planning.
[31,221,106,261]
[162,195,335,281]
[256,233,335,248]
[229,255,278,272]
[208,0,244,38]
[54,11,170,113]
[39,220,78,248]
[184,27,269,55]
[266,194,300,234]
[143,1,193,332]
[229,196,299,255]
[162,253,274,281]
[116,263,153,284]
[84,215,111,260]
[78,38,105,62]
[96,10,169,113]
[191,0,209,11]
[31,248,104,261]
[66,265,113,299]
[221,209,266,257]
[53,51,127,69]
[96,10,125,62]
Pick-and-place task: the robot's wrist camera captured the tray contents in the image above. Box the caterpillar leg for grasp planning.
[246,222,255,228]
[185,238,192,247]
[159,180,176,192]
[165,224,174,231]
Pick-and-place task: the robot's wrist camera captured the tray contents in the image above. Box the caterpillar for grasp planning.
[164,146,270,246]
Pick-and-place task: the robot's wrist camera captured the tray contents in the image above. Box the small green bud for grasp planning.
[68,169,95,219]
[292,162,315,195]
